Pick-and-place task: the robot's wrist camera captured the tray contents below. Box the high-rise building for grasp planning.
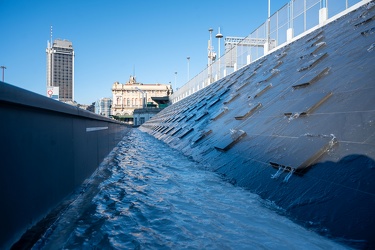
[96,98,112,118]
[46,39,74,102]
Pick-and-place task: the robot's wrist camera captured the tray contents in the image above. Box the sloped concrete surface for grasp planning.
[141,2,375,248]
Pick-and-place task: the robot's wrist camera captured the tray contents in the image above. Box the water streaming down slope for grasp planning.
[140,2,375,247]
[38,129,349,249]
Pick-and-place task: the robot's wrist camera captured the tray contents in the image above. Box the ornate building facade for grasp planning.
[111,76,172,117]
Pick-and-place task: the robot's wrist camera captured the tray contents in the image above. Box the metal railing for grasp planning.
[171,0,368,103]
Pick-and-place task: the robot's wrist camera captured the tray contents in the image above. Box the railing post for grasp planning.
[319,7,328,25]
[287,28,294,42]
[304,0,307,31]
[264,42,269,55]
[247,54,251,65]
[287,1,294,42]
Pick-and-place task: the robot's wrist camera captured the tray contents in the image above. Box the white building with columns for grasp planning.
[111,76,172,118]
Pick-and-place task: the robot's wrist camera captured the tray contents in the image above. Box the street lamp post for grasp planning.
[268,0,271,18]
[216,28,223,79]
[0,66,6,82]
[208,28,213,67]
[208,28,214,84]
[267,0,271,53]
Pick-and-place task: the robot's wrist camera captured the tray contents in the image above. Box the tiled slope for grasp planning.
[141,2,375,248]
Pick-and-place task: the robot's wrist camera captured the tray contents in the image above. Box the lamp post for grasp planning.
[187,57,190,81]
[208,28,213,66]
[266,0,271,53]
[268,0,271,18]
[215,28,223,79]
[0,66,6,82]
[208,28,214,84]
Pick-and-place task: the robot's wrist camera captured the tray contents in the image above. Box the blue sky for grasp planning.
[0,0,290,104]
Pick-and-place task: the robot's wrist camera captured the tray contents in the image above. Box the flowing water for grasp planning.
[36,129,349,249]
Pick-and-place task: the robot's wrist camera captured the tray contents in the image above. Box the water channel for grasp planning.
[36,129,349,249]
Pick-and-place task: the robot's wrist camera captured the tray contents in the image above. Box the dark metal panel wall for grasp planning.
[0,83,131,248]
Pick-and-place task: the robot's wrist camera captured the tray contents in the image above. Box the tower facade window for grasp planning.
[46,39,74,102]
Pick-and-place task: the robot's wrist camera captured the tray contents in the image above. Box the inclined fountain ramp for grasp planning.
[140,2,375,248]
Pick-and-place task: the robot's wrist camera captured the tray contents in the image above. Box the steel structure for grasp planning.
[224,37,276,68]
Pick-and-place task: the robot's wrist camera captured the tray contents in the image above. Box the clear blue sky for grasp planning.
[0,0,289,104]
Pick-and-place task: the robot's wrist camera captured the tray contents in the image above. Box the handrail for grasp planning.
[171,0,368,104]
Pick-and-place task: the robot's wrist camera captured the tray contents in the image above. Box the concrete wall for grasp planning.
[0,83,131,248]
[140,3,375,248]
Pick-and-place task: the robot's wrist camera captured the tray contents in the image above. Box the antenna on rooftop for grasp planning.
[133,65,136,78]
[50,25,53,48]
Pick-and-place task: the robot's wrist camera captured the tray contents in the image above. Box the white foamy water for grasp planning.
[38,129,350,250]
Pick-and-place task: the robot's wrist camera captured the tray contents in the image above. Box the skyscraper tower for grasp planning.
[46,35,75,102]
